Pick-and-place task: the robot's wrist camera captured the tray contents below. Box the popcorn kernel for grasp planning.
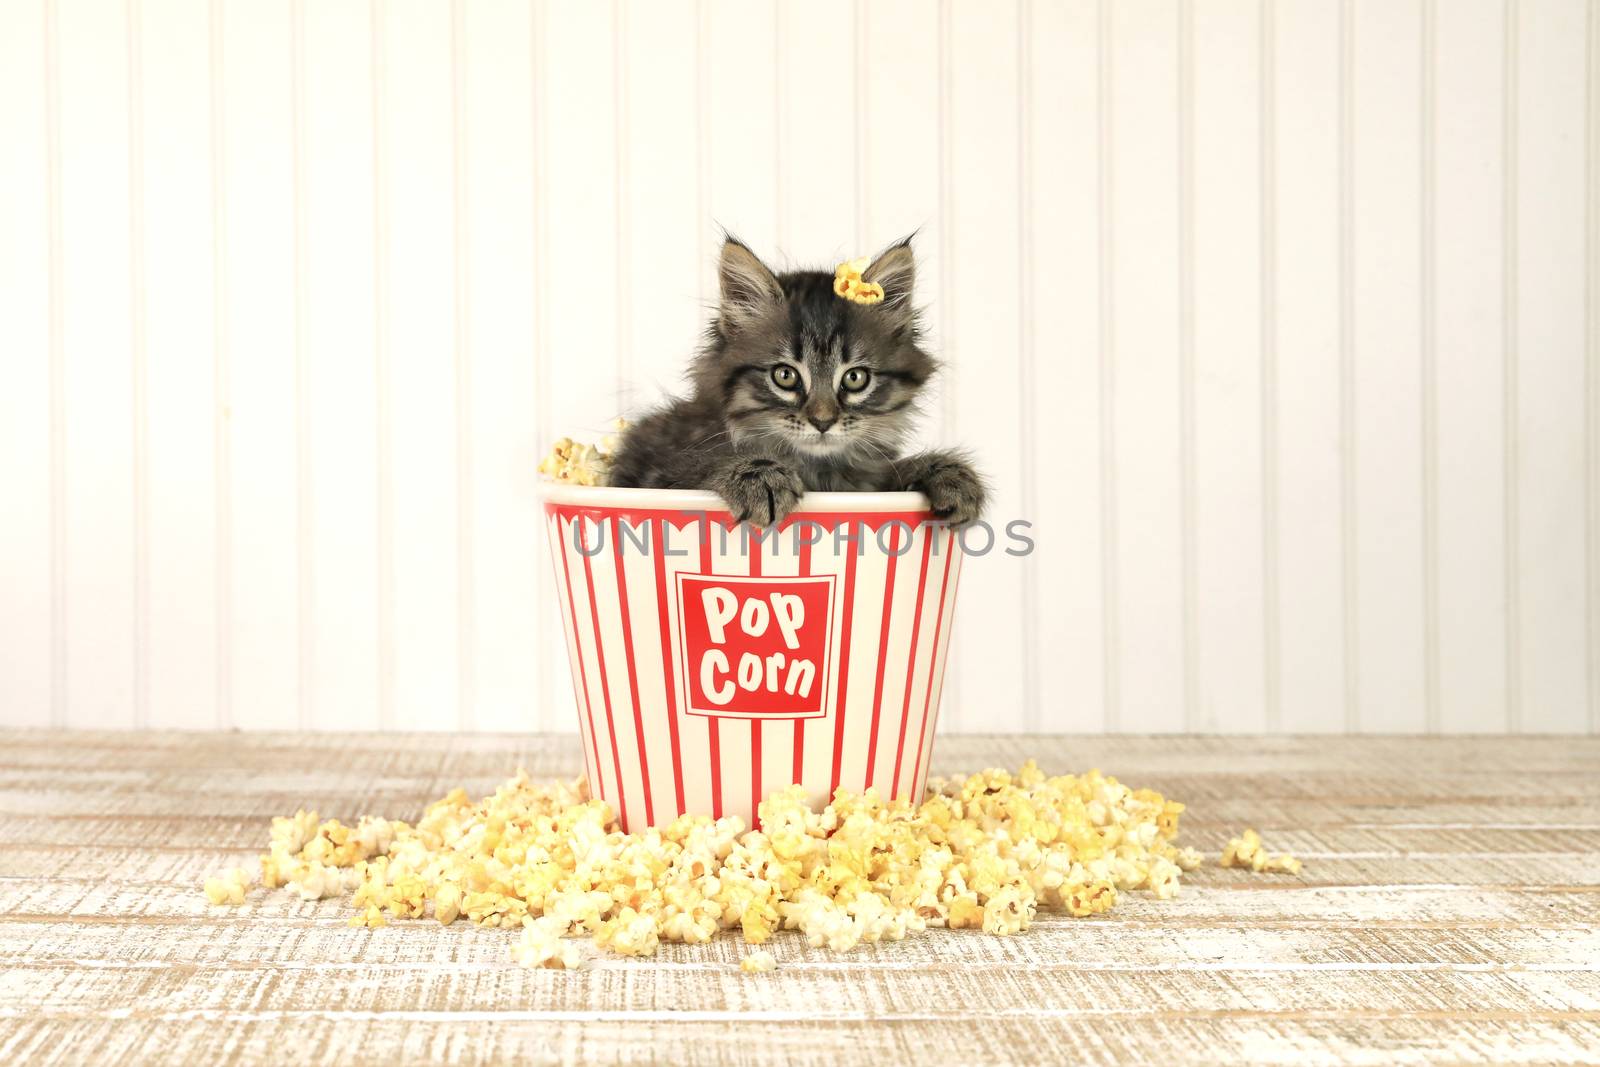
[833,257,885,305]
[740,950,778,973]
[1219,828,1303,875]
[538,422,627,487]
[201,867,249,906]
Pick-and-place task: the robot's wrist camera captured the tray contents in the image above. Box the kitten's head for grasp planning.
[695,235,934,462]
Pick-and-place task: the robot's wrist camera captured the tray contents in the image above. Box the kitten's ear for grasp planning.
[862,236,917,324]
[718,236,783,329]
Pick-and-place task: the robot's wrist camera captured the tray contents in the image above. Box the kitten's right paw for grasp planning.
[714,458,805,527]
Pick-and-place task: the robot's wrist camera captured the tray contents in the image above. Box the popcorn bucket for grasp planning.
[540,485,964,832]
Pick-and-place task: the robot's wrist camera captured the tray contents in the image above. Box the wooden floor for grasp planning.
[2,732,1598,1066]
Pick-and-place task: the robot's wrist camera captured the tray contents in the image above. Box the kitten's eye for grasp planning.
[841,367,872,392]
[771,364,800,390]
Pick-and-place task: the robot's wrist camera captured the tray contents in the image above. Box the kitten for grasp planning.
[608,235,986,528]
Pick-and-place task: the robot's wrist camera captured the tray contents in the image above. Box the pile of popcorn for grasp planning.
[205,763,1300,971]
[537,419,626,487]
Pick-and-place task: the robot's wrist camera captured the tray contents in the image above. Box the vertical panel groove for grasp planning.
[291,0,313,733]
[45,0,66,728]
[371,0,394,732]
[935,0,958,725]
[532,0,552,730]
[1504,0,1522,732]
[1259,0,1281,733]
[695,0,709,305]
[1017,0,1038,731]
[209,0,231,730]
[773,1,785,252]
[1178,0,1198,731]
[1589,0,1600,734]
[128,0,149,731]
[1097,0,1120,732]
[937,0,955,446]
[854,0,866,248]
[1421,0,1441,733]
[1338,0,1359,733]
[613,0,630,409]
[451,0,475,731]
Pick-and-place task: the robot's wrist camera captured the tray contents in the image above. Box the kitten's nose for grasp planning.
[808,415,837,433]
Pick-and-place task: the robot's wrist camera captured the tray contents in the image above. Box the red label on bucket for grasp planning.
[674,573,837,720]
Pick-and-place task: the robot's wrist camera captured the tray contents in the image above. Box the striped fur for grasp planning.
[609,236,986,526]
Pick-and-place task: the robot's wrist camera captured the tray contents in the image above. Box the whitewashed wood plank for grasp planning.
[527,0,559,725]
[7,1016,1600,1067]
[4,955,1597,1017]
[1191,0,1266,733]
[1259,0,1282,731]
[862,0,947,463]
[1270,0,1349,734]
[15,728,1600,763]
[1106,0,1184,732]
[371,0,395,732]
[1028,0,1105,733]
[1589,0,1600,739]
[1433,0,1510,732]
[860,0,942,288]
[220,0,301,731]
[7,876,1597,929]
[542,2,621,441]
[4,824,1593,881]
[56,0,137,729]
[1350,0,1427,733]
[6,778,1599,833]
[0,0,55,728]
[381,0,460,733]
[301,0,380,732]
[7,729,1600,776]
[1514,0,1590,732]
[9,852,1598,891]
[703,0,779,256]
[3,738,1594,783]
[1591,0,1600,738]
[941,0,1027,732]
[461,0,541,733]
[138,0,220,731]
[6,785,1596,835]
[7,920,1597,971]
[777,0,855,262]
[449,0,478,731]
[619,0,702,409]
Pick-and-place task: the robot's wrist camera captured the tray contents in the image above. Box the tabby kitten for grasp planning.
[608,236,986,527]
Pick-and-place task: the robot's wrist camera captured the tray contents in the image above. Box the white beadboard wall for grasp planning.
[1,0,1597,734]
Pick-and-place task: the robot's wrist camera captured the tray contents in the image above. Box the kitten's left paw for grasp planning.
[713,457,806,527]
[915,459,986,526]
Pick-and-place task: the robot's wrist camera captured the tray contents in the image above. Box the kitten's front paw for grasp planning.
[914,458,986,526]
[714,458,806,527]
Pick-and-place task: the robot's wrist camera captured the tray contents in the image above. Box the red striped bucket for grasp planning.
[540,485,964,832]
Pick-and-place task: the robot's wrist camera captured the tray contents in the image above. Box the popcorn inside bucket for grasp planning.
[538,420,626,486]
